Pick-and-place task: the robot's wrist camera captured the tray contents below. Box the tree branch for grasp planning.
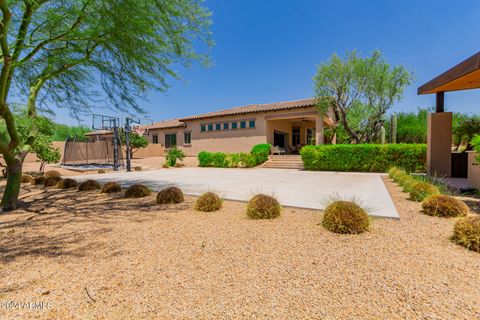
[19,0,90,64]
[5,1,35,99]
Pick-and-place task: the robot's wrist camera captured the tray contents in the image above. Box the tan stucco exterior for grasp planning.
[427,112,452,177]
[145,106,330,156]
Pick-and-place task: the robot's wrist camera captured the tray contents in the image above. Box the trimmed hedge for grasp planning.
[301,144,426,172]
[198,144,271,168]
[198,151,229,167]
[250,143,271,164]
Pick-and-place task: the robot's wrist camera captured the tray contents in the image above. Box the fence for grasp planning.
[62,138,124,167]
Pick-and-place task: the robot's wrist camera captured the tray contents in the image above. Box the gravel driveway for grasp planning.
[76,168,399,218]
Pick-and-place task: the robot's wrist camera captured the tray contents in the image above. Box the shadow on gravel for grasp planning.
[0,185,193,263]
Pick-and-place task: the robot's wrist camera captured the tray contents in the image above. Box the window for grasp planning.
[184,132,191,144]
[152,134,158,144]
[215,123,221,131]
[200,124,206,132]
[223,123,229,130]
[165,133,177,148]
[240,121,247,129]
[231,122,238,129]
[249,120,256,128]
[207,124,213,131]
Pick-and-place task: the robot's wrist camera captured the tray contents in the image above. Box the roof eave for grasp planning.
[418,51,480,95]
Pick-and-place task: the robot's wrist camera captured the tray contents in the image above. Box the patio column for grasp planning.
[427,111,452,177]
[315,117,324,145]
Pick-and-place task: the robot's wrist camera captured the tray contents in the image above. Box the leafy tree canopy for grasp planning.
[0,0,212,210]
[314,50,413,143]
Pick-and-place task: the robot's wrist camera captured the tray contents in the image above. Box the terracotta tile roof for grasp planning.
[178,98,317,121]
[84,130,113,136]
[140,119,186,130]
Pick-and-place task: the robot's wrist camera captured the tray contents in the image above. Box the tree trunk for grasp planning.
[1,157,22,212]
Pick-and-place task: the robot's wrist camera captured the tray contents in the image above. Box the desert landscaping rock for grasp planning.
[0,178,479,319]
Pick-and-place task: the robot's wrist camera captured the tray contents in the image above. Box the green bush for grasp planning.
[199,151,257,168]
[198,144,271,168]
[198,151,229,167]
[301,144,426,172]
[246,194,281,219]
[250,143,271,164]
[322,200,369,234]
[166,146,186,166]
[422,195,469,218]
[451,216,480,252]
[195,192,222,212]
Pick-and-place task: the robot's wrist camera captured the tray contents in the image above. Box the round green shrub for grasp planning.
[21,174,33,184]
[250,143,271,164]
[156,187,184,204]
[124,184,151,198]
[57,178,78,189]
[246,194,281,219]
[44,176,63,187]
[195,192,222,212]
[44,170,61,178]
[98,169,106,174]
[31,176,46,186]
[451,216,480,252]
[408,181,439,202]
[322,201,369,234]
[78,179,101,191]
[421,195,469,218]
[101,181,122,194]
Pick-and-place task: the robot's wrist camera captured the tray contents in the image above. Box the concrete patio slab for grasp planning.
[75,168,399,219]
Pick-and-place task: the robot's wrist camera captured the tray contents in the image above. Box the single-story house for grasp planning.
[138,98,334,156]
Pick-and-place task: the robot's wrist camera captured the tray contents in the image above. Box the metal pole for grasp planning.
[113,119,119,171]
[125,118,131,172]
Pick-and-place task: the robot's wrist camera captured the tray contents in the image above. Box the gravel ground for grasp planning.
[0,178,479,319]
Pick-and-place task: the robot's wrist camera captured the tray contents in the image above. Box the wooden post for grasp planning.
[436,92,445,113]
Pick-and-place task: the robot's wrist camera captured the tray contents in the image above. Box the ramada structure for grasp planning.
[134,98,334,156]
[418,51,480,187]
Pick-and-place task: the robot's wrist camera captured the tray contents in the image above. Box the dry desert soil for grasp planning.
[0,177,479,319]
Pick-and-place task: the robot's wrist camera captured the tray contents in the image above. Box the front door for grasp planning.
[274,131,287,149]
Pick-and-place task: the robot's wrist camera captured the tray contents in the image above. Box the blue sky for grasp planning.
[55,0,480,126]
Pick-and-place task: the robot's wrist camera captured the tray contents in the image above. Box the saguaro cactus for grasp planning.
[380,126,386,144]
[390,113,397,144]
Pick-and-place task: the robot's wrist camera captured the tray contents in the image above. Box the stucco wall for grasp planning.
[144,107,324,156]
[146,113,267,156]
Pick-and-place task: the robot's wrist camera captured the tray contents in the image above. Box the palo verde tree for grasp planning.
[0,0,212,211]
[1,106,60,175]
[119,129,149,158]
[314,50,412,144]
